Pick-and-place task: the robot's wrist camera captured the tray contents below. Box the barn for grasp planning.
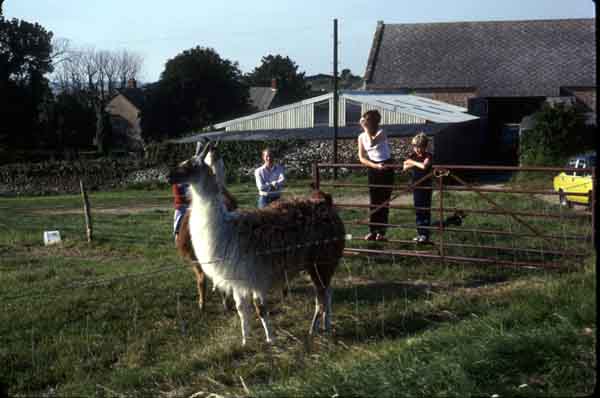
[362,18,596,163]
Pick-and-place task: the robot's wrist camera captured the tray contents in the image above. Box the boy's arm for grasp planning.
[404,155,431,170]
[403,154,432,171]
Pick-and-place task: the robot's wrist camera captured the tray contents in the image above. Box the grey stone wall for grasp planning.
[0,137,428,195]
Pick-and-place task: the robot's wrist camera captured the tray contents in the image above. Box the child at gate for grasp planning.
[403,132,433,243]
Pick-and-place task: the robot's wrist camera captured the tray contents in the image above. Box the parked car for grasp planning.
[553,153,595,209]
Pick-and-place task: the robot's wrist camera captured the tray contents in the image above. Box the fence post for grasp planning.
[79,179,93,242]
[438,169,445,263]
[312,161,320,190]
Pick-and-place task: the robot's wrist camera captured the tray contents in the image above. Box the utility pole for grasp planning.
[333,18,339,179]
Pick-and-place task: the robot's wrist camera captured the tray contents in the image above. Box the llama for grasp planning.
[175,143,237,311]
[169,142,345,345]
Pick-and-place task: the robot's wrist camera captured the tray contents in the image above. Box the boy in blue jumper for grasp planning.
[403,133,433,243]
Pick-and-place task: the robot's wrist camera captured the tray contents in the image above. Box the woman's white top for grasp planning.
[359,130,392,162]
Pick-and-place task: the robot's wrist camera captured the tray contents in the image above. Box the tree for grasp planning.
[52,47,142,98]
[0,14,54,149]
[519,102,591,166]
[142,46,249,140]
[246,54,310,105]
[51,46,143,153]
[339,68,363,89]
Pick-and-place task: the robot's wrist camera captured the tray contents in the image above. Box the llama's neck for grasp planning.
[189,181,227,227]
[187,180,233,265]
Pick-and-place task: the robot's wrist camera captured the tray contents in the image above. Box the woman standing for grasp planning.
[357,110,394,241]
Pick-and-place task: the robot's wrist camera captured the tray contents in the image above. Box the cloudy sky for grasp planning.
[5,0,595,82]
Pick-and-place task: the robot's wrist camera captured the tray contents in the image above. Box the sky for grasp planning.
[5,0,596,83]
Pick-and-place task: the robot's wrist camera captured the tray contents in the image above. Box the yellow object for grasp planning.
[553,154,595,208]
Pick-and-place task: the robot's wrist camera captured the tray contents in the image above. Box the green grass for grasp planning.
[0,177,595,397]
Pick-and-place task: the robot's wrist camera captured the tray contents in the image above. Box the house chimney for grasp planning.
[127,78,137,89]
[271,78,277,91]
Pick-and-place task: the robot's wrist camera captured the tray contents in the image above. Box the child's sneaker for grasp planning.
[364,232,376,241]
[412,235,421,242]
[375,233,387,242]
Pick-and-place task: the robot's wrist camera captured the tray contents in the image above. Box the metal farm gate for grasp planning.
[312,163,595,270]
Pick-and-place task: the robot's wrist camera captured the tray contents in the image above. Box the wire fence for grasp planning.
[1,165,594,313]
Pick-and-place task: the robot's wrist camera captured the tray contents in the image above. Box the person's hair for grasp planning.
[262,148,273,158]
[362,110,381,126]
[411,132,429,148]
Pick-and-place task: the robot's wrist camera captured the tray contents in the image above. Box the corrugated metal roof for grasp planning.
[213,92,477,129]
[213,92,331,129]
[170,122,470,143]
[344,92,477,123]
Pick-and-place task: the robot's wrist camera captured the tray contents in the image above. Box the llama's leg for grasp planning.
[210,280,233,312]
[309,287,326,335]
[253,293,274,343]
[234,292,252,346]
[191,264,206,311]
[309,260,337,334]
[323,287,333,332]
[221,291,231,312]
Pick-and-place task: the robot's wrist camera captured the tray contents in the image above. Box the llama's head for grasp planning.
[168,141,219,195]
[204,142,225,187]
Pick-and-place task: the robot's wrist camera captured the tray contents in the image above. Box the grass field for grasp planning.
[0,175,595,397]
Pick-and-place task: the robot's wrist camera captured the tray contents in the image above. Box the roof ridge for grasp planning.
[383,17,594,26]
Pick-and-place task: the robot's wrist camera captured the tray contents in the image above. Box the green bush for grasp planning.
[519,103,593,166]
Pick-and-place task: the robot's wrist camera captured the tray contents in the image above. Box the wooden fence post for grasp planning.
[79,179,93,242]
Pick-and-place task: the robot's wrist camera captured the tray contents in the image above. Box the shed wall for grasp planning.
[431,119,483,164]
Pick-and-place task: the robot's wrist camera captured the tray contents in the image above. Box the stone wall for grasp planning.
[0,159,169,196]
[232,137,424,180]
[0,137,426,196]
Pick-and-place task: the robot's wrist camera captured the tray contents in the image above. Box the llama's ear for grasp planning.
[196,141,212,161]
[195,138,209,156]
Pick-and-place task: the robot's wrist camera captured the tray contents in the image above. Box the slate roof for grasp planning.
[249,86,277,111]
[118,87,147,110]
[364,18,596,97]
